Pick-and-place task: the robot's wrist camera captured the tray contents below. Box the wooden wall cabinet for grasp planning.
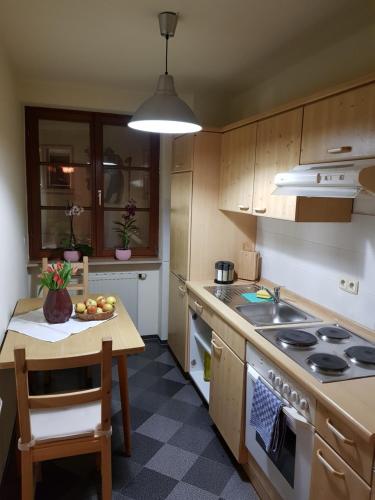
[168,273,188,371]
[301,83,375,164]
[219,124,257,214]
[220,110,352,222]
[310,434,371,500]
[253,108,302,220]
[209,331,247,463]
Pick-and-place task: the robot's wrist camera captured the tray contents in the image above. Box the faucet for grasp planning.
[262,286,282,303]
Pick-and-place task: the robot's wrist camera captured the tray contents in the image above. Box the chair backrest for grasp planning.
[42,256,89,301]
[14,338,112,446]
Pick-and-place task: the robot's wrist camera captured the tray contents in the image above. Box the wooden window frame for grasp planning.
[25,107,159,259]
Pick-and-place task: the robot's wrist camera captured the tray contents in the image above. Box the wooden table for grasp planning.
[0,296,145,456]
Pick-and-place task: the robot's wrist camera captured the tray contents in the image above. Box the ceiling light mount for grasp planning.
[158,11,177,38]
[128,11,201,134]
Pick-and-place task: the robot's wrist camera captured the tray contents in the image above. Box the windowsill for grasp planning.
[27,257,163,268]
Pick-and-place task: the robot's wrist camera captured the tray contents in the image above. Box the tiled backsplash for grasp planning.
[256,214,375,330]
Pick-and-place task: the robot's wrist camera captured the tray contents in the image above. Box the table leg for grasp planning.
[117,354,131,456]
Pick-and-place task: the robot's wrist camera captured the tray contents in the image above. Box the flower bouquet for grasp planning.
[39,261,74,323]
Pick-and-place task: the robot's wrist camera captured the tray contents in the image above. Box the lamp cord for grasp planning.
[165,35,169,75]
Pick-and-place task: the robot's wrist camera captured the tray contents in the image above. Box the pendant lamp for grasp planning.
[128,11,202,134]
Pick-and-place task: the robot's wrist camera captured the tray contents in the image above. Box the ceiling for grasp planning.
[0,0,373,95]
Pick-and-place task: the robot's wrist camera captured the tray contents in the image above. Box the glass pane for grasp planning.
[41,209,92,249]
[130,170,150,209]
[103,169,129,208]
[104,210,149,249]
[40,165,92,207]
[39,120,90,164]
[103,125,151,168]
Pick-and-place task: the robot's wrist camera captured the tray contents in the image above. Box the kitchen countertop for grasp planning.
[186,278,375,442]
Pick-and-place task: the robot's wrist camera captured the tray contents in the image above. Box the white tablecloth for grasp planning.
[8,308,117,343]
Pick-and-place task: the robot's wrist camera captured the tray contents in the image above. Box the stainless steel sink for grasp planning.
[235,300,320,327]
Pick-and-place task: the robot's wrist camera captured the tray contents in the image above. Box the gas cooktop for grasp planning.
[256,324,375,383]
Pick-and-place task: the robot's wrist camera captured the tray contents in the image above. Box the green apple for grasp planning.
[106,296,116,305]
[75,302,86,313]
[103,303,113,313]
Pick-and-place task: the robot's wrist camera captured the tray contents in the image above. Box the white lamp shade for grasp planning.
[128,74,202,134]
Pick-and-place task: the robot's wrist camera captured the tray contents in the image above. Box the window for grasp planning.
[25,107,159,259]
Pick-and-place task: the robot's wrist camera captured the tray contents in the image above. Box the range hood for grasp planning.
[273,159,375,198]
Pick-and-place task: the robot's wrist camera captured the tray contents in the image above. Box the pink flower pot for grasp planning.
[43,289,73,324]
[63,250,81,262]
[115,248,132,261]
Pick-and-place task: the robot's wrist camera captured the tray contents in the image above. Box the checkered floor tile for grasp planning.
[2,339,259,500]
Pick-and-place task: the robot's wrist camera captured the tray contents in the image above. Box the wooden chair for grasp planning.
[14,338,113,500]
[42,256,89,301]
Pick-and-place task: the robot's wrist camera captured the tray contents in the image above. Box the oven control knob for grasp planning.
[300,399,309,411]
[267,370,275,381]
[291,391,300,404]
[274,376,282,388]
[282,383,291,396]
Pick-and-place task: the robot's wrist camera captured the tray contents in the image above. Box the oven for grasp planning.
[246,363,314,500]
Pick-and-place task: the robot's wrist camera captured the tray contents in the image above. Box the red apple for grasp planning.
[87,305,97,314]
[97,298,106,309]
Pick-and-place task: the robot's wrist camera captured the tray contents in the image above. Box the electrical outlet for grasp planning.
[339,277,359,295]
[339,277,347,292]
[346,279,359,295]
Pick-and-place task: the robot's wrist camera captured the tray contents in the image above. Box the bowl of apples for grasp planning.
[74,296,116,321]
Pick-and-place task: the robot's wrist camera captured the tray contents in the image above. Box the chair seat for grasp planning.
[30,401,101,442]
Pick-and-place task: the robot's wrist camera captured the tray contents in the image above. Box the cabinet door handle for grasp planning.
[178,285,186,294]
[316,449,345,478]
[326,418,355,445]
[211,338,223,356]
[254,207,267,214]
[238,204,250,211]
[97,189,102,207]
[327,146,352,154]
[194,301,203,314]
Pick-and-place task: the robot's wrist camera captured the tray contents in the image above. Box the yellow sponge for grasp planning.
[256,289,271,299]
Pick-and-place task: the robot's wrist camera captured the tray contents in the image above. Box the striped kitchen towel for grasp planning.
[250,377,285,453]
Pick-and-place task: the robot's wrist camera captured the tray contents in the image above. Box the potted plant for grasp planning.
[113,199,138,260]
[63,203,85,262]
[39,261,74,323]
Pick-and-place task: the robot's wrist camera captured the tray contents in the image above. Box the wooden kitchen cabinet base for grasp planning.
[310,435,371,500]
[209,332,247,463]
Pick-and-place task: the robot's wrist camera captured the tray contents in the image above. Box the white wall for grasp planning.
[0,47,28,481]
[257,215,375,330]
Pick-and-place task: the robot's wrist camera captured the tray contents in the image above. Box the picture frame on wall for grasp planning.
[40,145,74,189]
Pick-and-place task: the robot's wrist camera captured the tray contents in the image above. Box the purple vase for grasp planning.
[115,248,132,261]
[43,289,73,324]
[63,250,81,262]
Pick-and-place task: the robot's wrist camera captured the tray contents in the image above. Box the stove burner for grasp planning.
[345,346,375,365]
[307,353,349,374]
[277,329,318,348]
[317,326,351,342]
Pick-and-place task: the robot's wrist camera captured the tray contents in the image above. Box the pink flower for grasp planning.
[53,273,60,283]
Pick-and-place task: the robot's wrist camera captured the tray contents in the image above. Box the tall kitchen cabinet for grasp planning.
[169,132,257,370]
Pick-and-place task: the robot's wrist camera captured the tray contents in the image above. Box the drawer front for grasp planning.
[310,434,371,500]
[316,402,374,484]
[188,293,245,361]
